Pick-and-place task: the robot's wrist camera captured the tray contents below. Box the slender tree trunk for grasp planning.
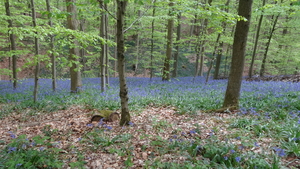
[5,0,17,89]
[213,0,230,79]
[116,0,130,126]
[134,10,141,76]
[249,0,265,78]
[79,20,86,77]
[100,0,106,92]
[150,0,156,81]
[66,0,82,93]
[46,0,56,91]
[162,0,174,81]
[172,12,181,78]
[259,14,279,77]
[223,0,253,108]
[105,5,109,87]
[198,0,212,77]
[31,0,40,102]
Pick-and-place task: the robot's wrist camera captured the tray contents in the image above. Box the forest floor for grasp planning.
[0,76,299,168]
[0,105,299,168]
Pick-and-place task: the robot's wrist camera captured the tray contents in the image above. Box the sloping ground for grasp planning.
[1,105,298,168]
[245,74,300,83]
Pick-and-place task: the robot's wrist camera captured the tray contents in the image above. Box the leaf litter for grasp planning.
[0,105,298,168]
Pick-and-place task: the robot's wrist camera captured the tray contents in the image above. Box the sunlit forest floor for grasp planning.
[0,76,299,168]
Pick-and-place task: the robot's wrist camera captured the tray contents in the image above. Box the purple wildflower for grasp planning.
[87,123,93,127]
[235,156,241,163]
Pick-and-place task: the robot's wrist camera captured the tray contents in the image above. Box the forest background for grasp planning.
[0,0,300,168]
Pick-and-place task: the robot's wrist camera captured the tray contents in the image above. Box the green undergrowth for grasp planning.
[0,78,299,168]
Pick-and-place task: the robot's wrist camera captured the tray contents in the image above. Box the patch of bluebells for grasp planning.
[273,147,286,157]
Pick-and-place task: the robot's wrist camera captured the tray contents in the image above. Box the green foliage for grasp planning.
[0,134,64,169]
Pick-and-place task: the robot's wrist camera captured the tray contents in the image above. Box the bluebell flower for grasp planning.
[39,147,45,151]
[273,147,286,157]
[87,123,93,127]
[224,156,228,160]
[235,156,241,163]
[254,142,260,147]
[190,130,196,134]
[106,126,112,130]
[128,121,134,126]
[16,164,22,167]
[8,147,17,153]
[230,149,235,154]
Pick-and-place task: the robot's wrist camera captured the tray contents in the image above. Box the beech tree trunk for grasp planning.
[116,0,130,126]
[31,0,40,102]
[162,0,174,81]
[5,0,17,89]
[249,0,265,78]
[150,0,156,80]
[260,14,279,77]
[223,0,253,108]
[100,0,106,92]
[213,0,230,79]
[46,0,56,91]
[172,12,181,78]
[66,0,82,93]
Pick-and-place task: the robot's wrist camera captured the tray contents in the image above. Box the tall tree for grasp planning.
[162,0,174,81]
[116,0,130,126]
[172,12,181,78]
[223,0,253,108]
[31,0,40,102]
[150,0,156,80]
[100,0,107,92]
[248,0,266,78]
[5,0,17,89]
[213,0,231,79]
[259,13,280,77]
[46,0,56,91]
[66,0,82,93]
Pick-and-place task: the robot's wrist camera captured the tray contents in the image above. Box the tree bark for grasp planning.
[150,0,156,81]
[100,0,106,92]
[5,0,17,89]
[259,14,279,77]
[116,0,130,126]
[46,0,56,91]
[223,0,253,108]
[249,0,265,78]
[162,0,174,81]
[66,0,82,93]
[172,12,181,78]
[213,0,230,79]
[31,0,40,102]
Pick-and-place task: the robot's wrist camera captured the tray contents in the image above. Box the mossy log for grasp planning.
[91,110,120,122]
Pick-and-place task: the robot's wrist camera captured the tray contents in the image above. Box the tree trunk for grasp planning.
[46,0,56,91]
[259,14,279,77]
[249,0,265,78]
[31,0,40,102]
[5,0,17,89]
[172,12,181,78]
[223,0,253,108]
[100,0,106,92]
[162,0,174,81]
[150,0,156,81]
[116,0,130,126]
[105,6,109,87]
[213,0,230,79]
[66,0,82,93]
